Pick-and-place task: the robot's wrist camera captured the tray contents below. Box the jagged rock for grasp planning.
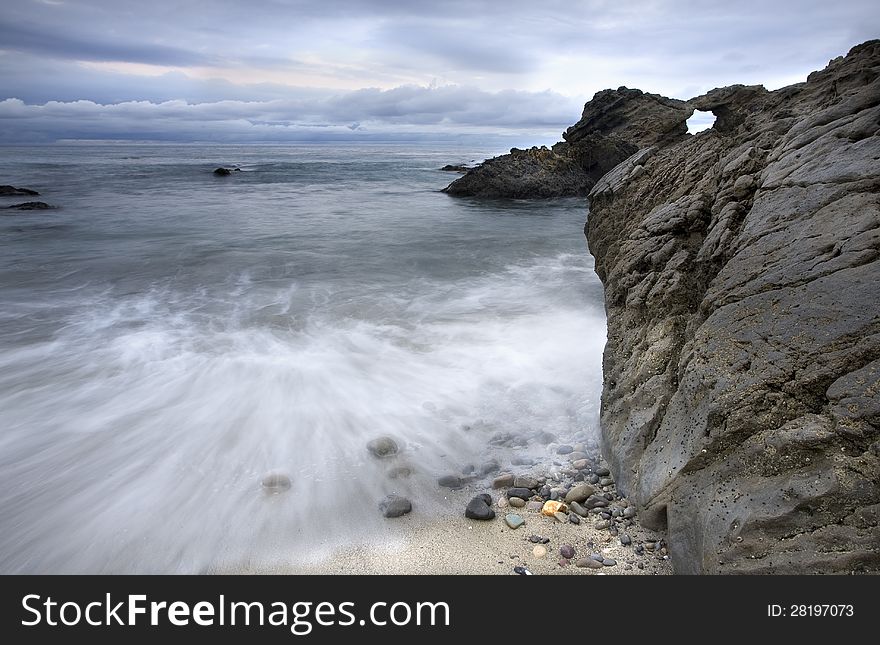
[586,40,880,574]
[213,167,241,176]
[0,185,39,196]
[439,164,473,172]
[444,88,691,199]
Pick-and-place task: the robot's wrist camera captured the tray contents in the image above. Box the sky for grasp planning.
[0,0,877,143]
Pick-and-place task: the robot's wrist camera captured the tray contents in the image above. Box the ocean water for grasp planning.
[0,143,606,573]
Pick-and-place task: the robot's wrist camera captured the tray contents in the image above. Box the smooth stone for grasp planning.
[595,467,610,477]
[465,496,495,520]
[569,501,589,517]
[558,558,570,567]
[638,562,645,570]
[595,520,611,529]
[560,544,576,559]
[585,495,608,509]
[438,475,463,489]
[505,514,525,529]
[526,501,544,511]
[623,506,637,519]
[541,500,566,516]
[509,497,526,508]
[506,487,533,500]
[260,472,291,492]
[379,495,412,518]
[599,477,614,486]
[589,474,601,484]
[590,553,604,561]
[479,460,501,476]
[493,473,515,488]
[572,442,586,453]
[565,483,596,504]
[576,558,604,569]
[387,466,412,479]
[513,475,539,490]
[569,513,580,525]
[497,496,509,509]
[621,534,632,546]
[367,436,399,458]
[571,459,590,470]
[553,511,568,523]
[556,445,574,455]
[539,485,552,499]
[602,558,617,567]
[567,452,588,462]
[532,545,547,558]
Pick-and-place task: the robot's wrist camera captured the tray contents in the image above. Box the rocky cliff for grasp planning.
[443,89,691,198]
[587,40,880,573]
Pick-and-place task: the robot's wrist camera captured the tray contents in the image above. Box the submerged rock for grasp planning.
[366,436,399,458]
[212,167,240,176]
[379,495,412,518]
[5,201,53,210]
[437,474,463,489]
[260,472,291,493]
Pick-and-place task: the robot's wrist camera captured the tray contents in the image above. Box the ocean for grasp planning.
[0,142,606,573]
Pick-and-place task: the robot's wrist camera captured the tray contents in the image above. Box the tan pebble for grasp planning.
[532,545,547,558]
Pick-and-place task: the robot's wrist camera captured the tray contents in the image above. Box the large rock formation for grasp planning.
[443,89,691,198]
[587,40,880,573]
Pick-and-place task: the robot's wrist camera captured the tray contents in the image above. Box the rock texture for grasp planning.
[443,89,691,198]
[586,40,880,574]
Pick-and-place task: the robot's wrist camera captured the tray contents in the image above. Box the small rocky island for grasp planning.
[447,40,880,574]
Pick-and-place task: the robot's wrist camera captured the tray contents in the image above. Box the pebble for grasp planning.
[645,542,656,551]
[572,443,586,453]
[493,473,515,489]
[367,436,399,458]
[513,475,539,490]
[465,496,495,520]
[568,513,580,525]
[621,534,632,546]
[585,495,608,509]
[528,535,547,544]
[379,495,412,518]
[541,500,566,516]
[637,562,645,570]
[506,487,533,500]
[569,501,589,517]
[602,558,617,567]
[595,520,611,530]
[539,485,552,499]
[479,460,500,476]
[511,457,534,466]
[599,477,614,486]
[560,544,576,559]
[635,544,645,555]
[526,501,544,511]
[567,452,588,462]
[553,511,568,523]
[513,566,531,575]
[509,497,526,508]
[260,473,291,493]
[571,459,589,470]
[532,545,547,558]
[588,473,600,484]
[564,483,596,504]
[497,496,509,509]
[623,507,637,519]
[590,553,604,562]
[535,431,557,444]
[556,445,574,455]
[576,558,604,569]
[595,467,610,477]
[505,514,525,530]
[438,475,463,489]
[558,558,570,567]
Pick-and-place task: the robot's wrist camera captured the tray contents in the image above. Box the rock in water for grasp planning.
[260,472,291,493]
[513,475,539,490]
[379,495,412,518]
[506,487,533,501]
[505,514,525,529]
[437,475,463,489]
[465,496,495,521]
[366,436,398,458]
[0,185,39,196]
[5,202,52,210]
[213,167,232,175]
[586,40,880,574]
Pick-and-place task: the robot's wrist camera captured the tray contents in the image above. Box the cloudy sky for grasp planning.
[0,0,877,142]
